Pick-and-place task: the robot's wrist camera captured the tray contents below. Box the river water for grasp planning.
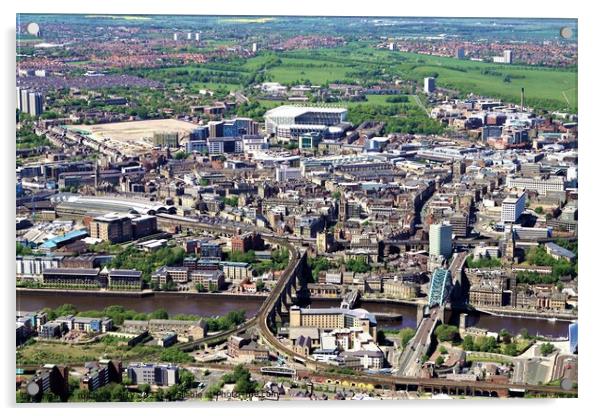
[16,291,572,338]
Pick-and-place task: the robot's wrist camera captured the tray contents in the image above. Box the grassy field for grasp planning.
[258,94,418,109]
[17,340,164,366]
[393,52,577,110]
[466,354,513,365]
[254,46,577,111]
[132,42,577,112]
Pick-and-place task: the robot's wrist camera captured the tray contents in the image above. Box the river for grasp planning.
[16,291,571,338]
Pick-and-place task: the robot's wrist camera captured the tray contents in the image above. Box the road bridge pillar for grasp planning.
[284,282,294,305]
[416,306,425,327]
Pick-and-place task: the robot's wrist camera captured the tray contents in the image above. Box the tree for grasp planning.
[16,242,33,256]
[345,258,371,273]
[16,391,33,403]
[179,370,196,389]
[434,324,459,343]
[400,328,416,348]
[540,343,555,356]
[139,384,151,396]
[499,329,512,344]
[149,308,169,320]
[462,335,475,351]
[109,384,130,402]
[256,280,265,292]
[71,388,91,402]
[41,392,62,403]
[160,347,193,363]
[435,356,445,366]
[504,343,518,356]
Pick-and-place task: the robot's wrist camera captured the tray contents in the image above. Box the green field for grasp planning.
[130,42,577,112]
[393,52,577,111]
[266,47,577,111]
[17,340,164,365]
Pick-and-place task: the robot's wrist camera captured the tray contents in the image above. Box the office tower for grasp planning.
[252,42,258,53]
[503,49,513,64]
[20,88,30,114]
[429,223,453,259]
[28,92,43,116]
[501,192,526,223]
[424,77,436,94]
[173,33,178,41]
[456,47,465,59]
[16,87,22,110]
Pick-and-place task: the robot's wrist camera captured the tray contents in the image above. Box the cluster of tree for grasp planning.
[65,369,195,403]
[434,324,460,343]
[194,282,219,293]
[399,328,417,348]
[525,245,577,279]
[345,258,371,274]
[462,334,497,353]
[307,256,334,282]
[461,332,526,357]
[346,104,444,135]
[205,310,246,332]
[385,95,409,103]
[205,364,258,399]
[515,271,560,285]
[173,151,190,160]
[235,100,271,121]
[226,250,256,263]
[43,304,238,329]
[466,255,502,268]
[222,196,239,207]
[253,248,289,276]
[159,347,193,364]
[540,342,556,356]
[16,122,53,150]
[108,245,186,283]
[16,242,34,256]
[46,304,170,325]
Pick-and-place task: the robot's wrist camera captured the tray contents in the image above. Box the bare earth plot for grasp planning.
[65,119,201,156]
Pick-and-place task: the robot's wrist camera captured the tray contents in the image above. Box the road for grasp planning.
[396,306,440,377]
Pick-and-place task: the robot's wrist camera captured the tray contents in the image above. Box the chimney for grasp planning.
[520,87,525,111]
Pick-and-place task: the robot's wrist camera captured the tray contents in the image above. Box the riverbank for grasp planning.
[473,306,577,322]
[17,287,269,301]
[15,289,572,338]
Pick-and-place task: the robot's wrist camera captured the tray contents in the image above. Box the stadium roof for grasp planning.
[265,105,347,118]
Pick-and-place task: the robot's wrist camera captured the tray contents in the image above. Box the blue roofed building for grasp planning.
[545,242,576,262]
[39,229,89,251]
